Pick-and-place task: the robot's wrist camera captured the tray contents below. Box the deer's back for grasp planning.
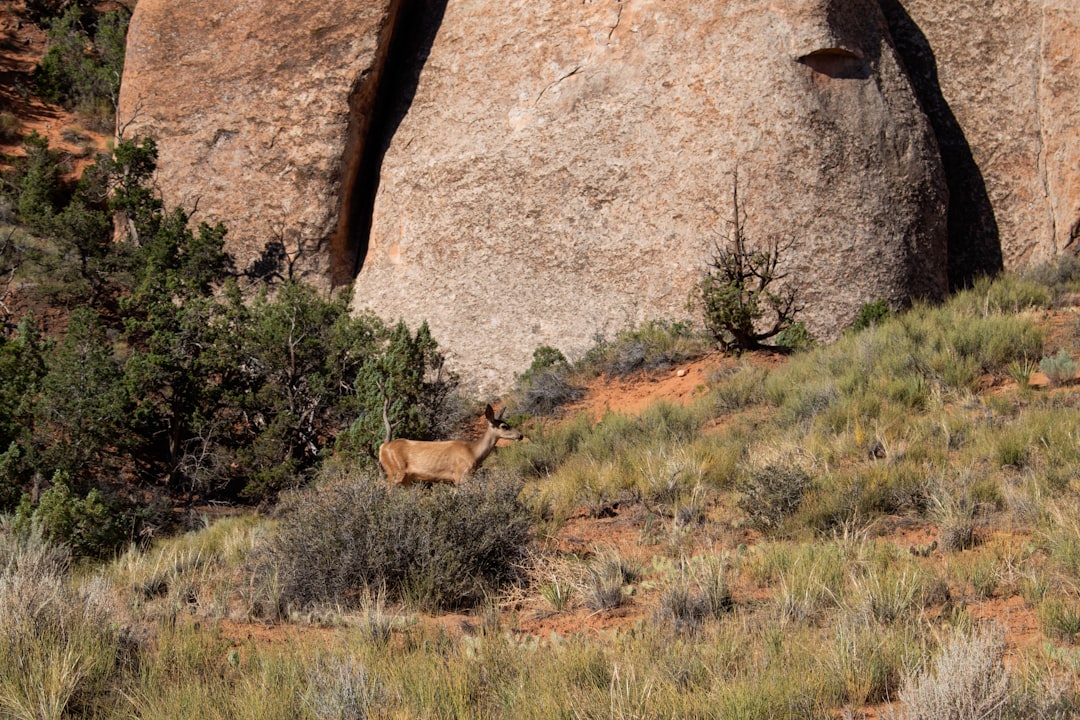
[379,438,475,485]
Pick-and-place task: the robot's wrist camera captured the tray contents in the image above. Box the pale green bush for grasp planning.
[0,528,118,720]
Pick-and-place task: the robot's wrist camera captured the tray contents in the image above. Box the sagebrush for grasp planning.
[253,471,532,613]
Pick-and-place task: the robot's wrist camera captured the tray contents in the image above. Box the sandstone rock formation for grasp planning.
[118,0,1079,392]
[118,0,400,286]
[882,0,1080,281]
[350,0,948,390]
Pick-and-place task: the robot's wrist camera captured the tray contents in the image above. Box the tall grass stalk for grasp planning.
[826,617,913,706]
[0,531,117,720]
[772,544,846,623]
[848,566,925,625]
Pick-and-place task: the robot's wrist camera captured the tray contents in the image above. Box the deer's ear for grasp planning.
[496,406,506,420]
[485,404,495,422]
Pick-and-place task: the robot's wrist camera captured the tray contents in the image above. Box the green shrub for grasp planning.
[1040,349,1077,386]
[13,473,133,559]
[513,346,583,417]
[0,444,24,514]
[774,321,815,351]
[528,345,569,374]
[2,134,452,508]
[34,6,129,126]
[850,298,892,332]
[947,313,1044,375]
[951,274,1052,316]
[254,472,532,612]
[0,112,20,143]
[1021,256,1080,301]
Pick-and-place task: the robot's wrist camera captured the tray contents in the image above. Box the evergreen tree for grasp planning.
[345,319,455,461]
[120,210,231,491]
[0,317,46,451]
[12,132,63,233]
[33,6,129,122]
[35,307,128,484]
[0,318,48,510]
[105,137,164,245]
[222,281,382,499]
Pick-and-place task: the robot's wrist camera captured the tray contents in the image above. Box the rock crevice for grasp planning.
[119,0,403,287]
[118,0,1079,391]
[332,0,450,286]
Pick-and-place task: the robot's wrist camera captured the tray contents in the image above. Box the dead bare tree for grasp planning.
[693,170,804,351]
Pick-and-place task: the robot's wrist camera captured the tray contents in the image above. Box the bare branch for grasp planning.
[693,170,805,351]
[115,95,146,143]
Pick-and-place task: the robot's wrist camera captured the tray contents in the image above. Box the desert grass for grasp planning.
[105,514,266,623]
[0,527,118,720]
[4,271,1080,717]
[653,554,734,633]
[1,523,1076,719]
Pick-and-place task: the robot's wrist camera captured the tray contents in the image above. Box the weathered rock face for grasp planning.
[119,0,400,285]
[351,0,948,391]
[120,0,1080,392]
[882,0,1080,280]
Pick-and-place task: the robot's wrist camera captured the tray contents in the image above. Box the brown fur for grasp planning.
[379,405,522,485]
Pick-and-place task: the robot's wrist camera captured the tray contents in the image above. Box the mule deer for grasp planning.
[379,404,523,486]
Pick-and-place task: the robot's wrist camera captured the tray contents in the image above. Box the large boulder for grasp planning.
[118,0,400,286]
[882,0,1080,281]
[351,0,948,390]
[119,0,980,392]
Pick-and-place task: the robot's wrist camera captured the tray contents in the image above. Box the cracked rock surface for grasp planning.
[120,0,1078,392]
[352,0,947,391]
